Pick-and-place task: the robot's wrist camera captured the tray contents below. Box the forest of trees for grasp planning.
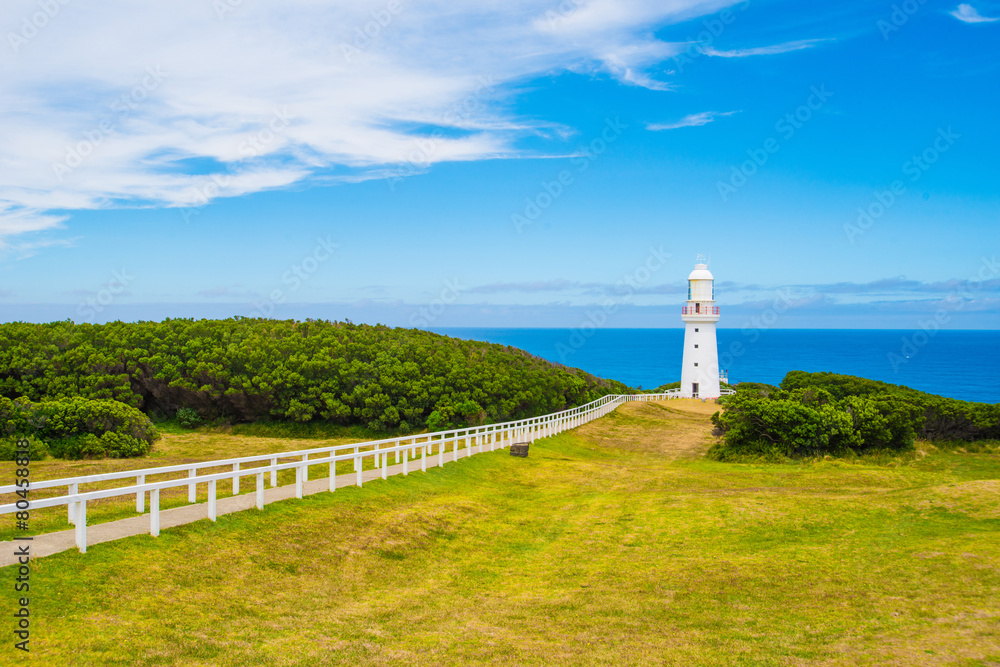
[0,319,629,434]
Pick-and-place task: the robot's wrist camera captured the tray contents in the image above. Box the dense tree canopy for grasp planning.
[0,319,629,432]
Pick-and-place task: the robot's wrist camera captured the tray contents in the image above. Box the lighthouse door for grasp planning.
[692,383,699,398]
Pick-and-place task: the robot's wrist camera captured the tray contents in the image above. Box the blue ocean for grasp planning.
[433,328,1000,404]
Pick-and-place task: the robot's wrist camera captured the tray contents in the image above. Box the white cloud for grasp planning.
[0,0,741,244]
[949,3,1000,22]
[700,38,833,58]
[647,110,738,131]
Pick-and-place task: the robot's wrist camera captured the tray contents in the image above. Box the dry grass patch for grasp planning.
[577,399,721,459]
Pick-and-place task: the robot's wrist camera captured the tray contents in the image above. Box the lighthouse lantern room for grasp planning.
[679,257,721,399]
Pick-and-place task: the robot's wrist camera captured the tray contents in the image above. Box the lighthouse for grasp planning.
[679,258,721,398]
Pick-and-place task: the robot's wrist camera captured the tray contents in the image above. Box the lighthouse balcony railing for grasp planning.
[681,306,719,315]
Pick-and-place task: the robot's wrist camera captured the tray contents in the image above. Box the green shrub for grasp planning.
[176,407,203,429]
[0,435,48,462]
[712,372,996,461]
[780,371,1000,441]
[48,434,105,459]
[0,397,158,459]
[425,409,450,432]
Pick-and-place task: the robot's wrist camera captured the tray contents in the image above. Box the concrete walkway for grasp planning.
[0,446,474,566]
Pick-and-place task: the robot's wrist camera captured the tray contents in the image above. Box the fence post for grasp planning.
[382,449,388,480]
[356,455,363,487]
[68,482,78,525]
[295,465,303,499]
[256,472,264,510]
[453,435,459,462]
[136,474,145,513]
[150,489,160,537]
[271,457,278,487]
[329,458,336,492]
[374,443,380,470]
[403,443,409,476]
[188,468,197,503]
[208,480,217,522]
[396,443,401,464]
[422,439,427,472]
[438,435,444,467]
[233,462,240,494]
[75,500,87,553]
[302,454,309,482]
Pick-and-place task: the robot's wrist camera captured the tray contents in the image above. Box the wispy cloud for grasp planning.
[949,3,1000,22]
[810,276,1000,296]
[701,37,833,58]
[647,110,738,131]
[0,0,737,246]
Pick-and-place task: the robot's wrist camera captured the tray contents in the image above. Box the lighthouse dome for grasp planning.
[688,263,714,281]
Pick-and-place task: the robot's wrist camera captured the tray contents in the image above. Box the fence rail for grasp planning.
[1,391,702,553]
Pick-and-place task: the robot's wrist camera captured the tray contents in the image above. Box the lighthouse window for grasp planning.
[694,344,699,348]
[695,328,699,332]
[694,363,699,367]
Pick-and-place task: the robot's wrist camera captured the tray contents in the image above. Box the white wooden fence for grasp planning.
[0,391,711,553]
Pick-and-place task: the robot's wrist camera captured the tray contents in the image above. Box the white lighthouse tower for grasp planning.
[679,258,721,398]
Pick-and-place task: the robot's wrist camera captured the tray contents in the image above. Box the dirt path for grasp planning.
[576,398,720,459]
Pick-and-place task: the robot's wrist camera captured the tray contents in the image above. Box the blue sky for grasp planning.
[1,0,998,328]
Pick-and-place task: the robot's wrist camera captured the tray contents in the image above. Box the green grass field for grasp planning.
[4,400,999,665]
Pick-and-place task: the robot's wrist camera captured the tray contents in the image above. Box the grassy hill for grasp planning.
[5,400,999,665]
